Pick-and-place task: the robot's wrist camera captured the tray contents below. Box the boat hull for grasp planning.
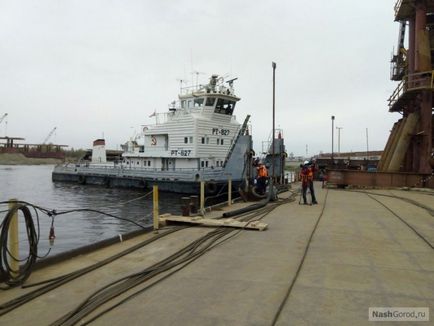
[52,168,242,195]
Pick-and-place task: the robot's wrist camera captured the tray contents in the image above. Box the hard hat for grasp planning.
[303,160,309,165]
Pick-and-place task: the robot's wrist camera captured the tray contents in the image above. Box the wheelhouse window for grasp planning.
[205,97,216,107]
[214,98,236,115]
[194,98,204,107]
[184,137,188,144]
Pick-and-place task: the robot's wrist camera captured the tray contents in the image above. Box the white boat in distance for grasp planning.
[53,75,256,195]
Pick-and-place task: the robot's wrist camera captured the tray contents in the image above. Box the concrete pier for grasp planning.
[0,183,433,325]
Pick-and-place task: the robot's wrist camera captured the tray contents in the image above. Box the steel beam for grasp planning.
[327,169,434,188]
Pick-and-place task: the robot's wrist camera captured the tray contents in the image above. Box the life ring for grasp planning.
[78,175,86,185]
[206,181,218,194]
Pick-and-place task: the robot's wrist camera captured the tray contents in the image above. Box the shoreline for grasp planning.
[0,153,64,165]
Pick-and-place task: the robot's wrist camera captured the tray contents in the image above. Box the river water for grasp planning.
[0,165,184,256]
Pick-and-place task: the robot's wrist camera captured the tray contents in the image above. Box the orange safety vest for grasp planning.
[258,165,268,177]
[300,167,313,182]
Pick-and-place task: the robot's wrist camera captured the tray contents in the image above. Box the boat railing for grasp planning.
[179,79,235,97]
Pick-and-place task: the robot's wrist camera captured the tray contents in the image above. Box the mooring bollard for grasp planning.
[200,181,205,215]
[153,185,159,233]
[8,199,19,277]
[181,197,191,216]
[190,195,198,214]
[228,177,232,206]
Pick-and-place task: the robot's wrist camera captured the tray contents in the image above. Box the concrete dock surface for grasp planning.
[1,183,433,325]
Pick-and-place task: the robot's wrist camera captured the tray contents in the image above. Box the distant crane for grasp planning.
[43,127,57,144]
[0,113,8,136]
[0,113,7,124]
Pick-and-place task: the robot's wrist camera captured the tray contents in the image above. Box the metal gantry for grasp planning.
[379,0,434,174]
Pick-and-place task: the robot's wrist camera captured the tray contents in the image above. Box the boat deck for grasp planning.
[1,184,433,325]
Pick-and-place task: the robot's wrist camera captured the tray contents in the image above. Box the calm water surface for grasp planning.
[0,165,183,256]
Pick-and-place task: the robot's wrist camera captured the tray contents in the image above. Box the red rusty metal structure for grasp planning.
[328,1,434,188]
[380,0,434,174]
[0,136,67,159]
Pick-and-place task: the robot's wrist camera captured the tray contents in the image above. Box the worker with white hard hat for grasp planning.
[300,160,318,205]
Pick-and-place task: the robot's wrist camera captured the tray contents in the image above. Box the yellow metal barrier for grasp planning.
[8,199,19,277]
[153,185,159,233]
[228,178,232,206]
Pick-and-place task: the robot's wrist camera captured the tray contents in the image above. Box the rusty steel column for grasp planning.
[415,2,430,72]
[408,17,416,76]
[402,17,419,172]
[419,90,432,173]
[414,1,432,174]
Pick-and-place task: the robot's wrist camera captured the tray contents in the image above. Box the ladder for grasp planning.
[222,114,250,168]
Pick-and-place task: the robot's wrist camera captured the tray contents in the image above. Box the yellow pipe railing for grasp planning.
[388,70,434,108]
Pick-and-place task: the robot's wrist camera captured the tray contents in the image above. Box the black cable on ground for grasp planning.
[0,226,185,316]
[271,188,329,326]
[0,204,38,288]
[365,193,434,249]
[0,192,292,322]
[346,190,434,216]
[50,194,289,325]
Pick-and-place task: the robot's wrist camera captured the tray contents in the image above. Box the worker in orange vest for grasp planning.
[300,160,318,205]
[256,163,268,194]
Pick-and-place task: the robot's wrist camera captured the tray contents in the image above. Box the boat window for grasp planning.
[205,97,216,107]
[189,136,193,143]
[194,98,204,107]
[184,137,188,144]
[148,161,151,166]
[206,137,209,144]
[201,161,205,168]
[205,161,208,167]
[221,139,224,145]
[216,139,219,145]
[181,100,186,108]
[214,99,236,115]
[201,137,205,144]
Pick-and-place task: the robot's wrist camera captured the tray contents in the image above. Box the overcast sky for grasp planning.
[1,0,399,156]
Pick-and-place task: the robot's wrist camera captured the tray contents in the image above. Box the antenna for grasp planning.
[176,78,186,92]
[192,71,206,89]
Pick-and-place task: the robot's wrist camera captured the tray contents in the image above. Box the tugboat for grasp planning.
[53,75,258,195]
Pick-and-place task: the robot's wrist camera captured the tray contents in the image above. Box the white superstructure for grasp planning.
[53,74,253,194]
[121,75,242,172]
